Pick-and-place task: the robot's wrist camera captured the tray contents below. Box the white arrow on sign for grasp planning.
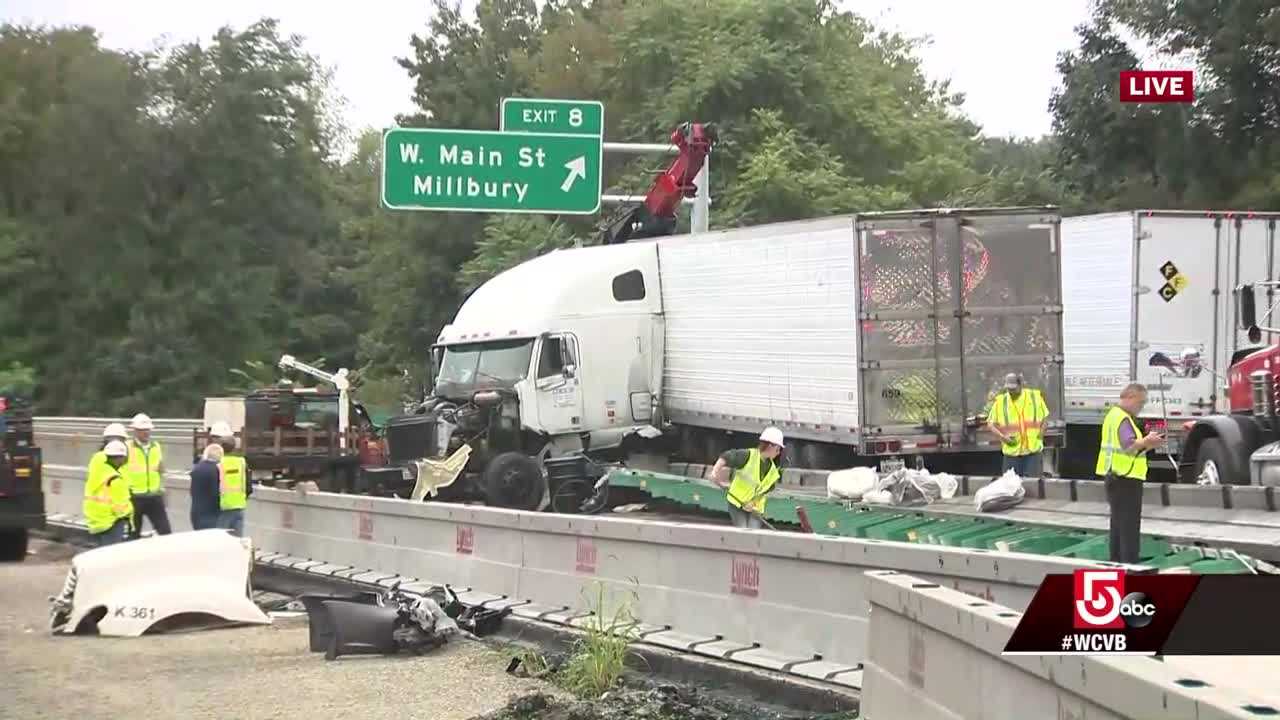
[561,156,586,192]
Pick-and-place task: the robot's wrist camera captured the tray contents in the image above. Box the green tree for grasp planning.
[1050,2,1280,209]
[0,21,348,415]
[460,215,578,290]
[374,0,1009,389]
[1050,17,1197,207]
[0,362,36,397]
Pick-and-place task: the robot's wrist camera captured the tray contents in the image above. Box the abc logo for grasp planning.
[1119,591,1156,628]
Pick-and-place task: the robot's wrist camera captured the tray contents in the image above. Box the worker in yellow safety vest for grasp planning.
[709,427,785,530]
[1096,383,1164,563]
[986,373,1050,478]
[89,422,129,474]
[84,440,133,546]
[125,413,171,540]
[212,422,250,537]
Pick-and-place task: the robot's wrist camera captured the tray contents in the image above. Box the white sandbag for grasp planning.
[862,489,895,504]
[827,466,879,500]
[974,469,1026,512]
[871,468,956,507]
[933,472,959,500]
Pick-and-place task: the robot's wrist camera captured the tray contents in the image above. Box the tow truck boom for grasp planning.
[278,354,351,449]
[601,122,717,245]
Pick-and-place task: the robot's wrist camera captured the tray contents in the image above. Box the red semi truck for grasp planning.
[1181,282,1280,485]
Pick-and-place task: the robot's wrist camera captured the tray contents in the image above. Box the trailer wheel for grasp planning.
[798,442,834,470]
[0,529,29,563]
[483,452,547,510]
[1189,438,1239,485]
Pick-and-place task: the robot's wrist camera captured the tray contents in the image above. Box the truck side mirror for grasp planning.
[1238,283,1257,330]
[563,364,576,379]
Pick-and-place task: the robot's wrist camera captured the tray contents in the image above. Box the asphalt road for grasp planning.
[0,538,557,720]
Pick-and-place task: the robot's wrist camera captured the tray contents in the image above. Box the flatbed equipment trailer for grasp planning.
[605,468,1266,574]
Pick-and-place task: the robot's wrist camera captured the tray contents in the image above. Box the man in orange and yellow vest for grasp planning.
[83,440,133,546]
[986,373,1050,478]
[211,422,250,537]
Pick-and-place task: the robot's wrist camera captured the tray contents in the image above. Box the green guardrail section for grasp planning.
[607,469,1255,575]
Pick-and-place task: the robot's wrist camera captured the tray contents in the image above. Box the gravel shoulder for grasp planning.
[0,538,557,720]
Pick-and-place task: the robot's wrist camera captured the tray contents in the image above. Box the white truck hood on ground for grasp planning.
[50,529,271,636]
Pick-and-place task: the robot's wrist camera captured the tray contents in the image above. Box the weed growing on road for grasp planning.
[557,581,641,698]
[507,646,552,678]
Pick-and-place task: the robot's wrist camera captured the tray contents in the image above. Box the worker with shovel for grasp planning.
[709,427,785,529]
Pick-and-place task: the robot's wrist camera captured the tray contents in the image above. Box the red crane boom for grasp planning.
[600,122,717,244]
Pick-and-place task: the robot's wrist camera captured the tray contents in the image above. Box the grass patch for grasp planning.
[556,581,642,699]
[506,645,552,678]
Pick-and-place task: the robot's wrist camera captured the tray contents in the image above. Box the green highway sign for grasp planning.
[501,98,604,136]
[381,127,602,214]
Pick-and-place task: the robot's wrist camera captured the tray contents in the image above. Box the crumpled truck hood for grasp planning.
[51,529,271,636]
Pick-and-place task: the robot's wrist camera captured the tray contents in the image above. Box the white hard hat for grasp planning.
[102,422,128,438]
[130,413,154,430]
[759,426,785,447]
[103,440,129,458]
[210,421,234,439]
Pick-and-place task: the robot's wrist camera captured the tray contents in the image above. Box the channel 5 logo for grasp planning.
[1072,569,1156,629]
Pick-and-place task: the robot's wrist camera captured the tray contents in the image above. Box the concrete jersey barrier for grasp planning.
[860,570,1280,720]
[38,417,1280,516]
[40,460,1142,689]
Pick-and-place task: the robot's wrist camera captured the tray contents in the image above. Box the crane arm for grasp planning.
[600,122,717,245]
[278,353,353,447]
[278,354,350,391]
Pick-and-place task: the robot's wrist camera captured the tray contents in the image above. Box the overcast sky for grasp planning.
[4,0,1095,140]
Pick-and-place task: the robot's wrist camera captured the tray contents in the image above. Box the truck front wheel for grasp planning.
[483,452,548,510]
[1188,437,1240,485]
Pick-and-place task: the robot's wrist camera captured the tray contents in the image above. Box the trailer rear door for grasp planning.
[1133,214,1222,419]
[855,209,1064,454]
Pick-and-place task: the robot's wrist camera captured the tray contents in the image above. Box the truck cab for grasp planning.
[0,394,43,561]
[381,242,665,510]
[432,241,664,458]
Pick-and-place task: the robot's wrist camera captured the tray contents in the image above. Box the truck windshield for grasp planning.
[435,339,534,397]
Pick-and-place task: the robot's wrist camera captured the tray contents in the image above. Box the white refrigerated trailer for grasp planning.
[1059,210,1279,478]
[427,207,1065,477]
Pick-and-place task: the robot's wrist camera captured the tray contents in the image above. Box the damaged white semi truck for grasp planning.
[380,207,1066,511]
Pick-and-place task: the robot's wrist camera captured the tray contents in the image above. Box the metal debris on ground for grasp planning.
[322,581,461,660]
[469,686,858,720]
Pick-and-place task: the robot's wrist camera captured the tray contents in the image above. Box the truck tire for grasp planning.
[1189,437,1244,485]
[483,452,548,511]
[0,529,29,563]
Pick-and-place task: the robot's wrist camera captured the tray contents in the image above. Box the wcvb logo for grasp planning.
[1073,569,1156,629]
[1119,70,1194,103]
